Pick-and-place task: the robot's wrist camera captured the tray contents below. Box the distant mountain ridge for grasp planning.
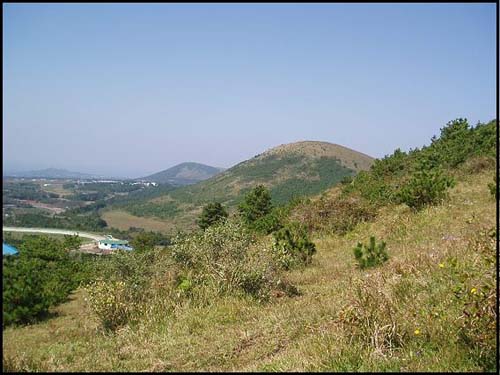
[4,168,103,179]
[140,162,225,186]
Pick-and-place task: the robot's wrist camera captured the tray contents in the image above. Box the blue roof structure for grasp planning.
[3,243,19,256]
[110,244,133,251]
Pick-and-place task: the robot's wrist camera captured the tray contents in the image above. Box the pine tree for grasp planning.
[398,159,455,210]
[197,202,228,230]
[353,236,388,269]
[238,185,273,225]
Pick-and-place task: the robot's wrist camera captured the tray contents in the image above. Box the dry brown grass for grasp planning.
[101,210,179,233]
[260,140,374,171]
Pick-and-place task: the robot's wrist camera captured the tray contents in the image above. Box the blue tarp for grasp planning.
[3,243,19,256]
[110,244,133,251]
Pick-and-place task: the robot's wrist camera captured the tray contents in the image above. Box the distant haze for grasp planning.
[3,3,496,178]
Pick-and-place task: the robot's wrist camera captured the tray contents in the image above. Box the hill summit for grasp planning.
[141,162,224,186]
[252,141,373,171]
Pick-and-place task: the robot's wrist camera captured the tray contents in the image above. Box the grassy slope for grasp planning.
[3,167,494,372]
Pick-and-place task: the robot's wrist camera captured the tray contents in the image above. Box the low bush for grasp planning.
[3,258,54,326]
[175,275,193,296]
[129,230,171,250]
[197,202,228,230]
[342,170,394,205]
[251,207,287,235]
[238,185,273,227]
[171,220,288,302]
[487,177,496,198]
[353,236,388,269]
[292,195,376,235]
[83,247,176,331]
[337,277,405,355]
[459,156,495,175]
[272,222,316,269]
[397,163,455,210]
[2,236,79,326]
[456,227,496,370]
[84,279,132,331]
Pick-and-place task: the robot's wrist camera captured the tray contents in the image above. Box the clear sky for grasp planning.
[3,3,496,178]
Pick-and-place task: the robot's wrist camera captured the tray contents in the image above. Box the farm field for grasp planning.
[38,182,74,197]
[101,210,183,233]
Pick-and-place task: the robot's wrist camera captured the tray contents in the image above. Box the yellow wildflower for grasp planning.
[439,263,444,268]
[470,288,477,294]
[414,329,421,335]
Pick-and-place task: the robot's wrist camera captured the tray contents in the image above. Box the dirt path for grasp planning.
[2,226,106,241]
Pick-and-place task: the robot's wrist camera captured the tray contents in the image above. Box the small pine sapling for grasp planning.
[353,236,388,269]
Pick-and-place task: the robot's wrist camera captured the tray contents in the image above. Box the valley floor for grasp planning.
[2,170,496,372]
[101,209,183,233]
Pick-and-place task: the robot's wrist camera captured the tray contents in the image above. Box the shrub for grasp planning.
[85,279,133,331]
[459,156,495,175]
[397,163,455,210]
[428,118,473,168]
[338,119,495,212]
[129,231,168,251]
[272,222,316,269]
[172,221,267,299]
[2,236,78,326]
[343,170,394,205]
[238,185,273,226]
[81,247,172,331]
[337,277,405,354]
[370,148,409,178]
[292,195,376,235]
[171,220,294,302]
[172,221,253,272]
[251,207,286,235]
[176,275,193,295]
[470,119,496,159]
[340,175,353,185]
[240,269,269,300]
[96,249,160,301]
[197,202,228,230]
[456,227,496,370]
[353,236,388,269]
[3,258,54,326]
[62,234,82,251]
[487,177,496,198]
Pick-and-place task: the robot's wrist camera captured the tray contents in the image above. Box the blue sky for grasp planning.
[3,3,496,178]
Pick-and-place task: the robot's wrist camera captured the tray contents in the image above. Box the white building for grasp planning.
[97,235,133,251]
